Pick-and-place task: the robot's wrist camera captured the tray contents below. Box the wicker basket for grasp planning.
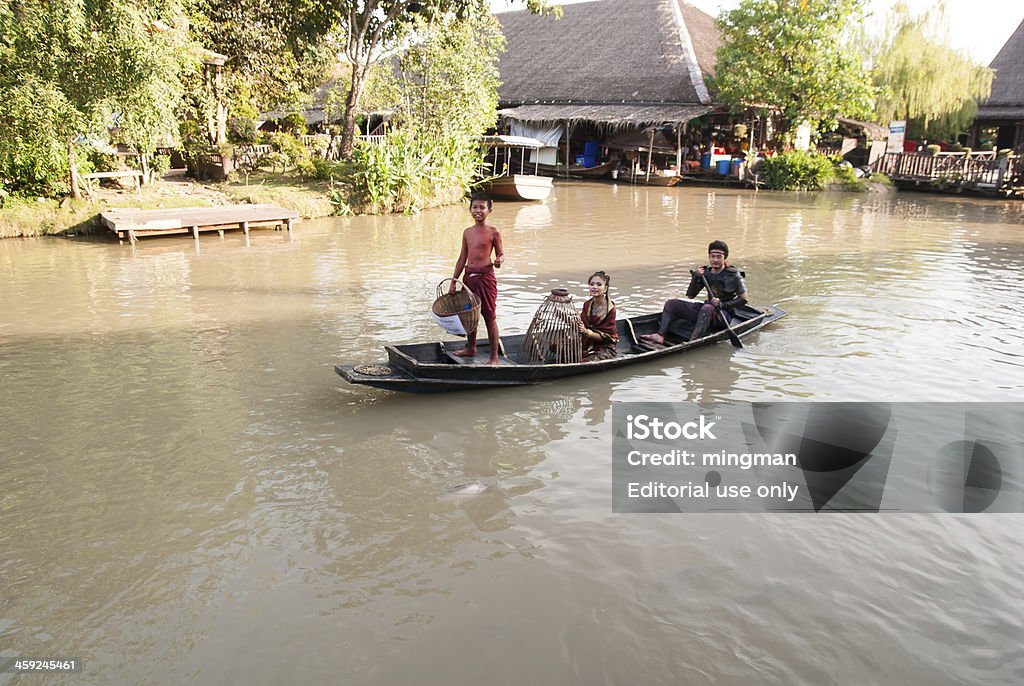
[431,278,481,337]
[517,288,582,364]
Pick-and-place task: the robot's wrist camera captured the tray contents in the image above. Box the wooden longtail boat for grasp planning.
[336,304,786,392]
[622,171,680,186]
[529,159,620,179]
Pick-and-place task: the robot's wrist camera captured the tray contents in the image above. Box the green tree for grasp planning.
[345,11,506,213]
[186,0,331,127]
[320,0,558,159]
[0,0,195,197]
[870,3,993,141]
[395,12,505,139]
[712,0,875,142]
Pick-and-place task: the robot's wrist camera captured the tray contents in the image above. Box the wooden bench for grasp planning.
[83,170,143,194]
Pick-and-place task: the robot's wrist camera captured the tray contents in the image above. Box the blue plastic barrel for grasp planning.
[716,159,731,176]
[701,153,712,171]
[582,154,597,167]
[575,154,585,166]
[584,141,599,157]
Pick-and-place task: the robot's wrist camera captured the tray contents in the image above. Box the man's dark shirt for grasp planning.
[686,266,747,307]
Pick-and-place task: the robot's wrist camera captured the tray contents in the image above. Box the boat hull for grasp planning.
[620,173,680,186]
[531,160,619,179]
[483,174,553,201]
[337,305,786,392]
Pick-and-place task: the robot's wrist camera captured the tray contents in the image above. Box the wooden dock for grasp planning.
[100,204,299,243]
[872,152,1024,196]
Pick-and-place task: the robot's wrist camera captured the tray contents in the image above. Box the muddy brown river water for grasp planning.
[2,182,1023,684]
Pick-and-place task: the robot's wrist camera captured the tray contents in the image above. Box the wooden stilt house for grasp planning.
[494,0,721,178]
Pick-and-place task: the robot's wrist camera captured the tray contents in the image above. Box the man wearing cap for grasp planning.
[640,240,748,345]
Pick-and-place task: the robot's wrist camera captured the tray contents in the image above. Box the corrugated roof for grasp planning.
[496,0,716,107]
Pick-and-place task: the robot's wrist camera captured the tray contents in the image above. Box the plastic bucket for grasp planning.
[716,159,731,176]
[700,153,712,171]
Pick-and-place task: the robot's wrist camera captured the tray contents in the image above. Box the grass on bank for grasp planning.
[0,174,339,239]
[0,194,224,239]
[222,174,337,219]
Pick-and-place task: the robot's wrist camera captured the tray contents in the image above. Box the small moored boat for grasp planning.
[336,303,786,392]
[484,173,554,201]
[477,135,553,201]
[632,172,680,186]
[530,159,620,179]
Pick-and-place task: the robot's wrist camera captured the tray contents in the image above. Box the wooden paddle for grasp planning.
[695,269,743,349]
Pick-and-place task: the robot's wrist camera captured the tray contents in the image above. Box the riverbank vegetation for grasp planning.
[0,0,517,235]
[713,0,993,161]
[0,1,548,210]
[754,151,892,192]
[344,11,505,214]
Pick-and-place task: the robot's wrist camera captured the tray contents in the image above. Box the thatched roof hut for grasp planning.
[496,0,718,128]
[974,17,1024,149]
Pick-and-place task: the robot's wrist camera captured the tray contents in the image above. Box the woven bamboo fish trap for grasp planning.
[517,288,583,364]
[432,278,481,336]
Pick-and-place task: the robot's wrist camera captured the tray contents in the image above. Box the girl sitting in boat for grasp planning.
[578,271,619,361]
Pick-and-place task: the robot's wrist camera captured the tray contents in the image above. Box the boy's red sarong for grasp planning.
[464,264,497,320]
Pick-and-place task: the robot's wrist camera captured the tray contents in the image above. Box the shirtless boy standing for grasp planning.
[450,192,504,364]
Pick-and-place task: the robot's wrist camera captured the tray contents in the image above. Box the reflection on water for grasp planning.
[512,202,552,231]
[1,184,1024,684]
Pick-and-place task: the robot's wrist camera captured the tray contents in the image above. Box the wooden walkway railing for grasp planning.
[872,152,1023,193]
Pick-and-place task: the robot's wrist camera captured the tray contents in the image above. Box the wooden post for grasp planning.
[241,221,249,235]
[285,218,293,232]
[128,230,137,244]
[645,129,655,183]
[565,123,573,178]
[192,225,200,240]
[204,64,216,143]
[676,126,682,172]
